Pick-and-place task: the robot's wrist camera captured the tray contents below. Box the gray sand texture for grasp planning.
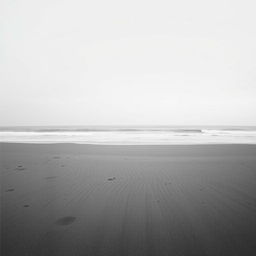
[1,143,256,256]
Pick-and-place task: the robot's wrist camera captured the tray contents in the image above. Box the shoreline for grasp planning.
[2,142,256,155]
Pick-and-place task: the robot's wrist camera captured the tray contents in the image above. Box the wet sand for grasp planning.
[1,143,256,256]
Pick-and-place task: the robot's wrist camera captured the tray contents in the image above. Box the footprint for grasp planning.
[55,216,76,226]
[108,177,116,181]
[6,188,15,192]
[23,204,30,208]
[16,166,26,171]
[187,254,207,256]
[45,176,57,180]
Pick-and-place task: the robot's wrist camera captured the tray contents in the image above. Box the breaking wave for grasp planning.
[1,126,256,144]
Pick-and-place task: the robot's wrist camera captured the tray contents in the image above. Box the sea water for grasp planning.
[1,126,256,144]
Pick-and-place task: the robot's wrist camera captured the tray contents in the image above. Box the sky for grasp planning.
[1,0,256,126]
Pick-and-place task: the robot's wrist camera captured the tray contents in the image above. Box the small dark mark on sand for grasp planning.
[45,176,57,180]
[188,254,207,256]
[16,166,26,171]
[55,216,76,226]
[61,165,65,167]
[6,188,15,192]
[53,156,60,159]
[23,205,30,208]
[108,177,116,181]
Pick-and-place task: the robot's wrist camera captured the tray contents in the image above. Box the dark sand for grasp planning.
[1,143,256,256]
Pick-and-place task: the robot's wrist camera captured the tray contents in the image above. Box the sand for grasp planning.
[1,143,256,256]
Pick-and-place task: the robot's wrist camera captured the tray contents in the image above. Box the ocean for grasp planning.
[1,126,256,144]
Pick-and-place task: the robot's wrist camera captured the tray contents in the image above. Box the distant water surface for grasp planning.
[1,126,256,144]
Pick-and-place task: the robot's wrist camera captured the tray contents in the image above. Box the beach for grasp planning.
[1,143,256,256]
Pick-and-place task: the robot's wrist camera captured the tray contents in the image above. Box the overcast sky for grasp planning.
[1,0,256,126]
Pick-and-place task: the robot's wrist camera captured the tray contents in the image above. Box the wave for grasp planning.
[1,126,256,134]
[2,126,249,133]
[1,127,256,144]
[0,127,204,133]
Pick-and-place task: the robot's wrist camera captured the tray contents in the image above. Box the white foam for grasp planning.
[1,129,256,144]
